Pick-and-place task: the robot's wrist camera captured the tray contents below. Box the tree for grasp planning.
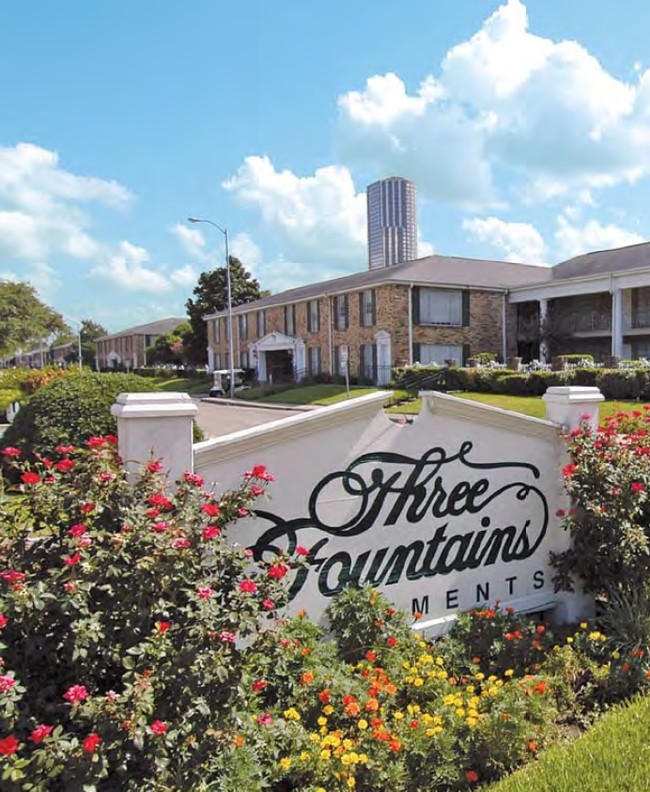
[146,322,189,366]
[185,258,268,364]
[0,281,65,358]
[78,319,108,367]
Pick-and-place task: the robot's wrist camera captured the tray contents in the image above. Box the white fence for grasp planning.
[112,387,603,632]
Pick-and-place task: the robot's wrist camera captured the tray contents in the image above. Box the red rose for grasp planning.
[63,553,81,567]
[631,482,646,493]
[182,471,204,486]
[0,735,19,755]
[55,444,75,454]
[295,546,309,556]
[262,598,275,610]
[252,679,268,691]
[147,461,164,473]
[150,720,168,736]
[562,463,577,478]
[196,586,214,600]
[83,733,102,753]
[29,724,54,744]
[79,502,95,514]
[386,636,397,647]
[86,437,107,448]
[156,621,171,634]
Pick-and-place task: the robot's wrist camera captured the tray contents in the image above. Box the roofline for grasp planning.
[508,263,650,294]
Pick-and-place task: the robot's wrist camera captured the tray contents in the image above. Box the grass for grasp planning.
[238,383,377,405]
[487,694,650,792]
[156,377,211,395]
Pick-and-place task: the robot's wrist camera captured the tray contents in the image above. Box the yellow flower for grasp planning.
[580,622,588,629]
[418,640,427,648]
[315,788,327,792]
[488,675,497,683]
[299,751,310,762]
[317,716,328,727]
[394,711,405,720]
[279,758,292,770]
[359,754,369,764]
[435,656,444,666]
[414,678,424,687]
[283,707,301,721]
[466,717,478,728]
[475,672,485,681]
[320,749,331,760]
[613,650,621,659]
[309,733,320,743]
[438,670,448,679]
[566,637,574,644]
[347,777,356,789]
[588,631,602,641]
[343,739,353,750]
[456,707,466,717]
[323,704,334,715]
[405,676,414,684]
[504,669,514,678]
[358,719,368,730]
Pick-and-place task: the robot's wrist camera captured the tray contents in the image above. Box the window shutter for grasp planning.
[317,300,320,332]
[359,344,365,379]
[371,291,376,326]
[358,294,364,327]
[462,291,470,326]
[412,287,420,325]
[344,295,349,329]
[372,344,378,382]
[462,343,470,365]
[412,342,421,364]
[333,345,339,376]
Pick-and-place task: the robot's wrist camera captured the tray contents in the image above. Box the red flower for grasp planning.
[262,598,275,610]
[631,482,646,493]
[252,679,268,692]
[86,436,107,448]
[527,740,538,752]
[0,735,19,755]
[256,713,272,726]
[386,636,397,647]
[536,624,546,634]
[151,521,168,533]
[63,553,81,567]
[1,447,21,457]
[68,524,87,537]
[237,507,249,517]
[150,720,168,736]
[202,503,221,517]
[21,471,40,485]
[250,485,264,496]
[555,508,566,518]
[63,685,89,705]
[202,525,220,540]
[147,461,164,473]
[0,675,15,693]
[562,463,577,478]
[319,689,331,704]
[29,724,54,744]
[148,493,172,510]
[171,537,190,550]
[1,570,25,585]
[55,444,75,454]
[365,650,377,662]
[267,563,288,580]
[196,586,214,600]
[156,621,171,634]
[295,545,309,556]
[0,614,7,629]
[239,579,258,593]
[182,471,204,486]
[105,434,118,444]
[83,733,102,753]
[146,507,161,518]
[55,458,75,473]
[534,681,548,694]
[79,502,95,514]
[466,770,479,783]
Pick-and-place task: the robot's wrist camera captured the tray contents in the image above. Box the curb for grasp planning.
[199,397,317,412]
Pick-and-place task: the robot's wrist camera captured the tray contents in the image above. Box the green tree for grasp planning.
[146,322,189,366]
[79,319,108,367]
[185,258,268,364]
[0,281,65,357]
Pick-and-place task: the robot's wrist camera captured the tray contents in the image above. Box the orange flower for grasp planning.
[384,683,397,695]
[364,698,379,712]
[466,770,479,783]
[448,677,457,686]
[389,738,402,752]
[342,694,357,707]
[301,648,311,656]
[528,740,538,752]
[386,636,397,648]
[365,650,377,662]
[319,689,331,704]
[300,672,315,685]
[345,702,361,717]
[233,735,244,747]
[471,656,481,664]
[534,681,547,695]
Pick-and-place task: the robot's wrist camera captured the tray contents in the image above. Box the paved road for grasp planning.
[194,398,310,439]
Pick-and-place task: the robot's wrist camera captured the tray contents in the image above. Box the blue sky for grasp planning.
[2,0,650,331]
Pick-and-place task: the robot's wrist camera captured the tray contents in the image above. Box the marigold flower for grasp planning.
[63,685,89,705]
[300,671,315,685]
[0,735,19,755]
[319,689,331,704]
[534,681,548,694]
[150,720,168,736]
[29,724,53,744]
[233,735,245,747]
[83,733,102,753]
[365,650,377,662]
[527,740,538,752]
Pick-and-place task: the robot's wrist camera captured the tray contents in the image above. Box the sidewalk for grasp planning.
[200,396,318,412]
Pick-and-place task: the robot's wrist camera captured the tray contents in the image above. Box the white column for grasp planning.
[539,298,549,364]
[111,392,198,483]
[207,347,215,372]
[294,339,306,379]
[612,288,624,358]
[257,350,267,382]
[542,385,604,432]
[375,330,392,385]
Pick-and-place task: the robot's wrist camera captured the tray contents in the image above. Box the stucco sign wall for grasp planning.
[192,391,586,629]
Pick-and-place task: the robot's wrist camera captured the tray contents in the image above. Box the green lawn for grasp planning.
[239,384,378,405]
[487,694,650,792]
[388,392,645,420]
[156,377,212,395]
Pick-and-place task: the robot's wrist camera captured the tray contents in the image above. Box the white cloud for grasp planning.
[335,0,650,205]
[554,216,645,260]
[91,241,171,293]
[230,232,262,267]
[0,142,131,264]
[223,155,366,267]
[169,264,198,287]
[463,216,546,263]
[170,222,207,261]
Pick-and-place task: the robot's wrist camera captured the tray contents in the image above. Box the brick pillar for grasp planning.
[111,392,198,483]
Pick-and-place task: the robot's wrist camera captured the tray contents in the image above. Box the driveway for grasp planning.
[194,398,312,440]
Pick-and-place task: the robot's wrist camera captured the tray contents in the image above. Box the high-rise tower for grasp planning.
[366,177,417,269]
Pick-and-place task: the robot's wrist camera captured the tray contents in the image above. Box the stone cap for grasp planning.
[542,386,605,404]
[110,392,199,419]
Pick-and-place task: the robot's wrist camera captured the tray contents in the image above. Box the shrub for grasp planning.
[0,443,298,790]
[551,408,650,595]
[596,369,640,400]
[15,367,73,396]
[0,390,21,419]
[2,373,159,457]
[500,374,531,396]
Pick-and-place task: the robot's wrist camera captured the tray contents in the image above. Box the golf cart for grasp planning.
[209,368,250,398]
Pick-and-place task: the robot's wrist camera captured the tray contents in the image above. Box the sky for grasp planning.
[3,0,650,332]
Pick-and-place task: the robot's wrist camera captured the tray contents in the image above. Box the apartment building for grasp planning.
[204,254,547,385]
[96,317,185,369]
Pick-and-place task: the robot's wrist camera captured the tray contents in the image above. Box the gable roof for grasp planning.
[204,254,550,318]
[552,241,650,280]
[97,317,186,342]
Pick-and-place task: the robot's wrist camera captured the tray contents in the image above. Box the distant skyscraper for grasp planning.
[366,177,417,270]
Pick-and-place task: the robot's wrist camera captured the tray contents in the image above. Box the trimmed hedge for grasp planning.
[3,372,159,456]
[392,364,650,401]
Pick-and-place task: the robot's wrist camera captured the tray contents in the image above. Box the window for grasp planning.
[240,350,250,369]
[308,346,321,374]
[335,294,349,330]
[214,352,221,370]
[416,344,463,366]
[360,343,376,381]
[285,304,296,336]
[359,290,376,327]
[238,314,248,341]
[308,299,320,333]
[257,310,266,338]
[213,319,221,343]
[334,345,348,377]
[417,288,463,326]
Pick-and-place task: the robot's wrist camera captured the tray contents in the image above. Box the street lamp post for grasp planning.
[187,217,235,399]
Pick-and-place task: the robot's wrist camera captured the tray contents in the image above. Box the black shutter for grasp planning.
[462,343,470,366]
[333,345,339,376]
[462,291,470,326]
[358,293,364,327]
[371,290,376,326]
[359,344,365,380]
[372,344,378,383]
[317,300,320,332]
[344,295,349,329]
[412,287,420,325]
[412,342,421,364]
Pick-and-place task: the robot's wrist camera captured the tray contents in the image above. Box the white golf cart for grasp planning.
[209,368,250,398]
